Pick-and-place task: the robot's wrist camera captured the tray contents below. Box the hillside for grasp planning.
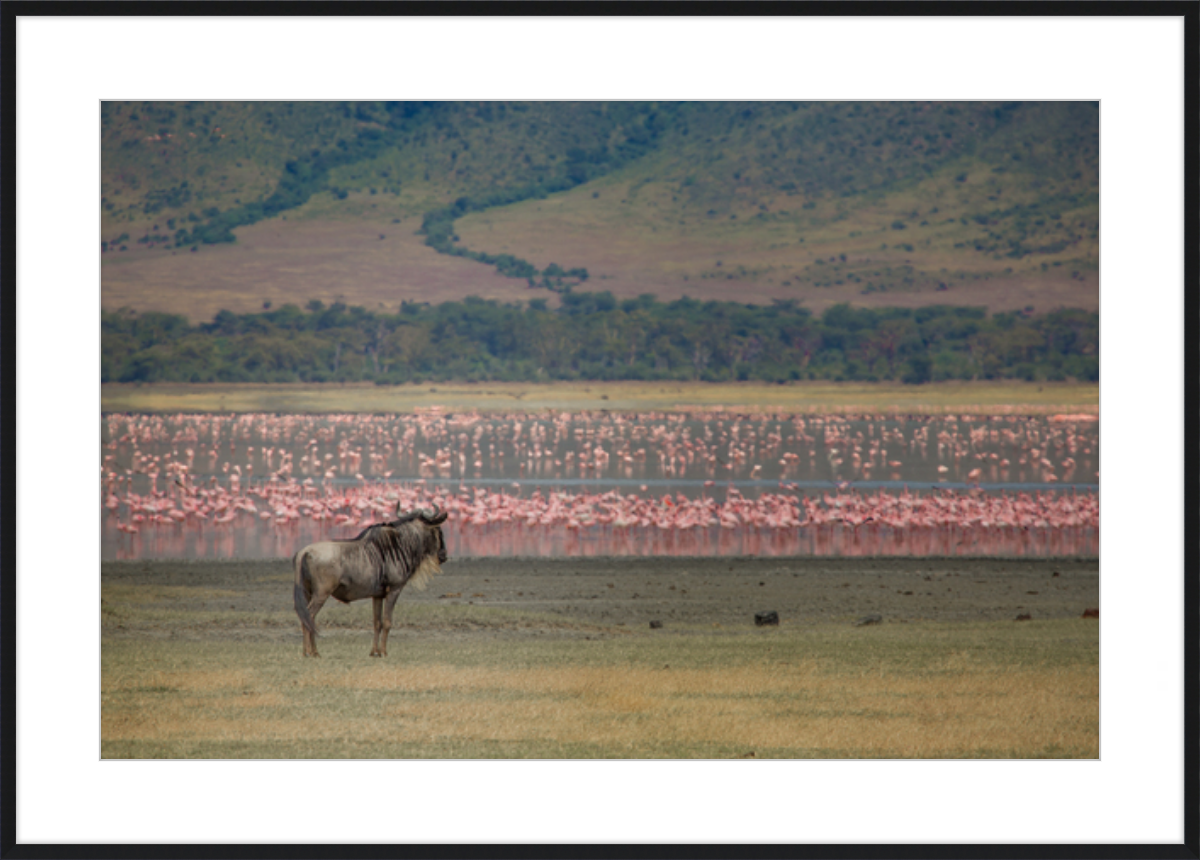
[101,102,1098,322]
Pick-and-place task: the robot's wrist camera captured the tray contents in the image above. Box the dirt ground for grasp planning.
[102,555,1099,641]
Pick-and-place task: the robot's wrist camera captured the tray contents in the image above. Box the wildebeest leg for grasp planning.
[298,576,315,656]
[370,596,385,657]
[378,590,403,657]
[305,592,331,657]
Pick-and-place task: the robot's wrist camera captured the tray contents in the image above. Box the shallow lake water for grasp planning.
[101,410,1099,560]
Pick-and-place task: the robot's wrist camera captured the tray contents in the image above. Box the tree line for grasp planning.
[102,293,1098,386]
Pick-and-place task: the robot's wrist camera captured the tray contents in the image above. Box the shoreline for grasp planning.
[101,379,1099,415]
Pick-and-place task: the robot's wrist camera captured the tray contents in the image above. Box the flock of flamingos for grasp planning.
[101,409,1099,559]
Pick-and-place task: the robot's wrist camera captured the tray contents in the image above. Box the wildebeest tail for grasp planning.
[293,550,317,638]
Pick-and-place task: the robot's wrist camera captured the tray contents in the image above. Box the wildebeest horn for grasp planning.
[391,508,421,525]
[420,505,447,525]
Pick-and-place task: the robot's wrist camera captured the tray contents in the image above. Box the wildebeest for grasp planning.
[293,505,449,657]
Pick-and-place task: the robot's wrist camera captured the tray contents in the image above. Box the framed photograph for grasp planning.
[6,9,1193,855]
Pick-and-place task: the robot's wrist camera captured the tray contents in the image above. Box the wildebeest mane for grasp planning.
[344,522,393,543]
[341,520,440,593]
[361,524,414,569]
[345,512,421,543]
[343,508,442,543]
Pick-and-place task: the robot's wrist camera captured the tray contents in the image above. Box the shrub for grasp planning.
[902,354,932,385]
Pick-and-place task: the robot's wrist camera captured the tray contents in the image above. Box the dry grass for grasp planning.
[101,620,1099,759]
[103,584,242,605]
[101,215,546,323]
[100,379,1098,415]
[102,201,1096,325]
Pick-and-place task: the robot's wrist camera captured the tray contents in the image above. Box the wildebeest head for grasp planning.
[423,507,448,564]
[392,503,448,564]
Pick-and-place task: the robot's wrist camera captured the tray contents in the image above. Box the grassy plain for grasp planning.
[102,632,1099,759]
[101,557,1100,759]
[100,379,1099,415]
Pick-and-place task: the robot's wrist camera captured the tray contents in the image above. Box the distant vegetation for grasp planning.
[102,293,1098,386]
[102,101,1099,297]
[103,102,670,286]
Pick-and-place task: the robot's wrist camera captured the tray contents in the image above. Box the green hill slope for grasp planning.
[101,102,1098,322]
